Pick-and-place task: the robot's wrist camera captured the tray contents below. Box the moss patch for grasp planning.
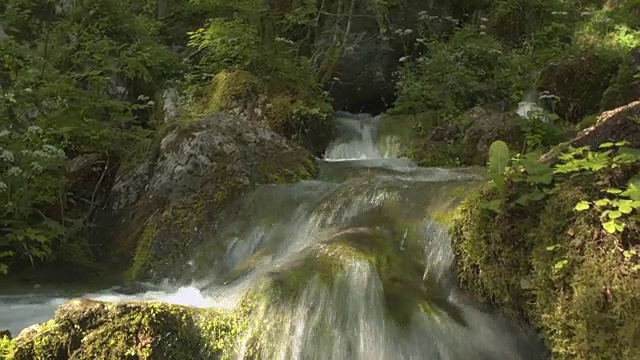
[6,299,249,360]
[0,334,15,360]
[203,69,335,156]
[450,171,640,359]
[378,112,466,167]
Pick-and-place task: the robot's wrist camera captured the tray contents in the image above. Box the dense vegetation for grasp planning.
[1,0,638,276]
[1,0,639,358]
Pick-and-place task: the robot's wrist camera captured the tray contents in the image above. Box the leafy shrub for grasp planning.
[394,27,528,116]
[0,126,66,273]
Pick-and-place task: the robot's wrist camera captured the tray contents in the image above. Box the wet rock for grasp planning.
[160,87,180,122]
[541,100,640,165]
[7,299,235,360]
[101,112,318,280]
[461,107,524,164]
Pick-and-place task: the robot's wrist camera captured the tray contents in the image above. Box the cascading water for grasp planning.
[324,112,400,160]
[0,112,549,359]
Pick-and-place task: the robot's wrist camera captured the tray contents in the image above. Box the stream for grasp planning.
[0,112,549,359]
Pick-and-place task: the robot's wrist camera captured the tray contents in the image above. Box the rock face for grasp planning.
[461,107,524,164]
[541,100,640,165]
[6,298,237,360]
[100,113,318,280]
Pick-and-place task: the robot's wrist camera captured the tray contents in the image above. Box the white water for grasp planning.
[324,112,399,161]
[0,113,548,359]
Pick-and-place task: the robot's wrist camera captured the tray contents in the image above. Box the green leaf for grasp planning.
[554,259,568,269]
[599,142,614,148]
[606,210,622,220]
[604,188,622,194]
[546,244,559,251]
[487,140,511,176]
[574,201,591,211]
[480,199,502,213]
[594,198,611,206]
[618,203,634,214]
[602,220,622,234]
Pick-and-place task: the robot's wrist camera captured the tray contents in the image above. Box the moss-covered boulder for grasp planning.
[100,113,319,281]
[460,107,525,165]
[536,51,621,123]
[204,70,335,156]
[601,47,640,110]
[3,298,243,360]
[450,166,640,358]
[541,100,640,165]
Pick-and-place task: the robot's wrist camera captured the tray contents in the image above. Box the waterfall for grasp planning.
[324,112,400,161]
[0,113,548,359]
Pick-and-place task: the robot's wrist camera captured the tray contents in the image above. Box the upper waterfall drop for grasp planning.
[324,112,399,161]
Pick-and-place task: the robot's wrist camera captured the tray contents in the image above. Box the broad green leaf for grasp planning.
[602,220,618,234]
[574,201,591,211]
[594,198,611,206]
[606,210,622,219]
[618,203,634,214]
[604,188,622,194]
[487,140,510,176]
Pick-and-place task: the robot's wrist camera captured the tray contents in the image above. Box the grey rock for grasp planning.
[102,112,318,280]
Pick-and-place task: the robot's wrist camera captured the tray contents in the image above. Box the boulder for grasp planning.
[99,113,319,280]
[460,107,524,164]
[205,70,335,156]
[541,101,640,165]
[600,47,640,110]
[536,51,620,122]
[7,299,236,360]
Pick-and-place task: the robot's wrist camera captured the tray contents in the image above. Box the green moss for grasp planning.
[258,154,318,184]
[1,334,15,360]
[207,70,261,114]
[262,94,335,156]
[6,299,250,360]
[200,69,334,156]
[450,173,640,359]
[406,141,464,167]
[124,175,245,281]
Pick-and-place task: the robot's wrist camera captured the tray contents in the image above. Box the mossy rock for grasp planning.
[460,107,524,165]
[4,299,242,360]
[600,53,640,111]
[536,51,621,122]
[236,201,466,331]
[206,70,262,116]
[450,170,640,359]
[204,70,335,156]
[99,113,319,281]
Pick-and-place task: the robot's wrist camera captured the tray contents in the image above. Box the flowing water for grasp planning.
[0,112,549,359]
